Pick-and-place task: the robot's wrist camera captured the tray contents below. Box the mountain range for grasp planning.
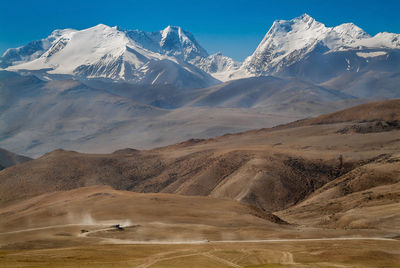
[0,24,242,88]
[0,14,399,157]
[240,14,400,80]
[2,14,399,85]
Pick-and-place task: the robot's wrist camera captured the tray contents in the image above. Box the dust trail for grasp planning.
[0,212,133,235]
[66,212,131,227]
[0,224,105,235]
[0,221,396,244]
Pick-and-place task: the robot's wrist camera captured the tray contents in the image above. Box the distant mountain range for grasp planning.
[0,14,399,157]
[241,14,400,79]
[0,24,227,88]
[2,14,399,85]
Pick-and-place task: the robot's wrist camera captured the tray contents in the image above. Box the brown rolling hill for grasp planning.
[0,186,289,248]
[0,145,351,212]
[0,99,399,231]
[276,153,400,230]
[282,98,400,128]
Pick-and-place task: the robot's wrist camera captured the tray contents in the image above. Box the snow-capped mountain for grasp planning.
[1,24,240,88]
[125,26,240,77]
[2,15,400,86]
[241,14,400,80]
[123,25,208,62]
[0,29,75,68]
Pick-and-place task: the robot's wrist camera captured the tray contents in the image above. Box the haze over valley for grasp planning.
[1,14,400,157]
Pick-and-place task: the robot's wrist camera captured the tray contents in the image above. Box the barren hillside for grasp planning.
[1,100,399,220]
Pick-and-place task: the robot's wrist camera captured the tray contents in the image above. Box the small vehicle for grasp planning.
[112,224,124,230]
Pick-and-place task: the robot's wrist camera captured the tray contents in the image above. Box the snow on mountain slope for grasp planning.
[11,25,135,76]
[0,29,76,68]
[124,25,209,61]
[127,26,239,77]
[354,32,400,49]
[160,26,209,61]
[242,14,400,76]
[189,52,241,81]
[2,15,400,85]
[327,23,370,48]
[126,26,239,78]
[244,14,330,74]
[4,24,220,88]
[8,25,164,77]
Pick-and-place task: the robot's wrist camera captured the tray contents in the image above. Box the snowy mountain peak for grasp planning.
[269,14,324,34]
[159,25,208,61]
[161,25,182,35]
[292,13,318,25]
[299,13,313,20]
[243,14,330,74]
[0,28,77,68]
[326,23,371,49]
[242,14,400,75]
[3,24,219,88]
[4,15,399,85]
[49,28,77,39]
[92,23,113,29]
[333,23,369,38]
[160,25,184,50]
[10,23,133,77]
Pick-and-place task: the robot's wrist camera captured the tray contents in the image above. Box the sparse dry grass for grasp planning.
[1,240,399,267]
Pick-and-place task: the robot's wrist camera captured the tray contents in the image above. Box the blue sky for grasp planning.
[1,0,399,61]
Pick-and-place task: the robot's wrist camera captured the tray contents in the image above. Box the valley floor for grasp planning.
[1,239,399,267]
[0,200,399,268]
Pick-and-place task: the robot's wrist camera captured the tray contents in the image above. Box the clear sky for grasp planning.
[1,0,399,61]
